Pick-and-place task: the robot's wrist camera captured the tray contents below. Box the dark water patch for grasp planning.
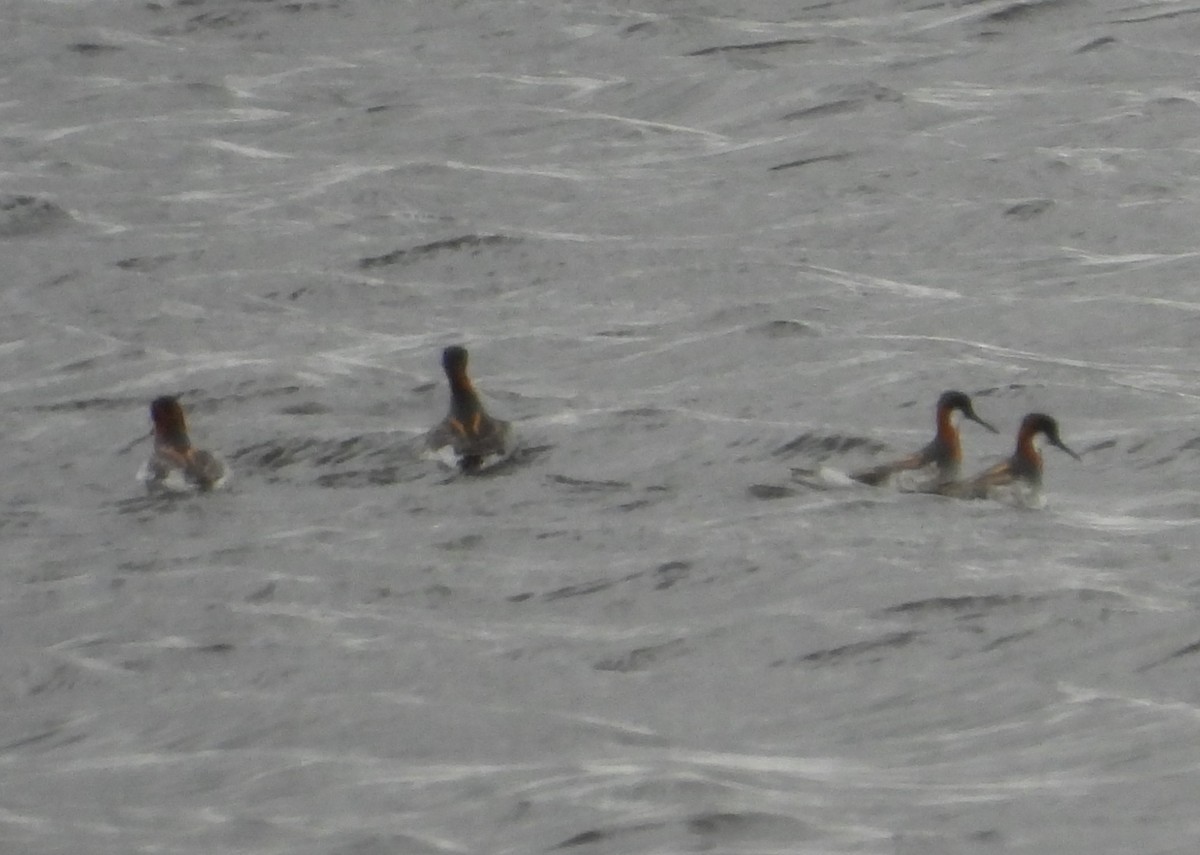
[548,474,630,493]
[278,401,331,415]
[611,407,676,433]
[747,483,797,500]
[687,38,816,57]
[687,810,817,843]
[555,808,817,849]
[879,593,1032,619]
[774,432,888,459]
[81,384,302,424]
[769,152,852,172]
[0,194,69,237]
[783,100,861,121]
[775,631,921,667]
[517,566,648,603]
[750,319,817,338]
[984,0,1072,24]
[21,660,101,696]
[246,581,276,603]
[1178,436,1200,453]
[69,42,123,54]
[617,406,670,419]
[534,528,581,541]
[0,509,40,534]
[1115,434,1200,469]
[418,583,453,604]
[552,829,610,849]
[1139,638,1200,671]
[315,466,424,488]
[116,558,157,573]
[436,534,484,551]
[231,432,437,487]
[970,383,1030,400]
[115,492,201,516]
[1149,96,1200,113]
[542,579,617,601]
[612,484,671,512]
[232,437,323,470]
[551,822,663,850]
[232,433,409,470]
[328,832,451,855]
[162,8,253,34]
[1110,5,1200,23]
[980,629,1038,652]
[153,0,344,35]
[614,498,653,511]
[277,1,338,10]
[39,271,79,289]
[0,722,86,754]
[358,234,518,269]
[19,557,93,584]
[594,326,644,338]
[840,81,903,102]
[262,285,311,302]
[116,642,234,678]
[207,382,303,407]
[365,584,453,606]
[35,392,157,413]
[782,82,902,121]
[314,437,377,466]
[1003,199,1053,219]
[60,356,103,373]
[882,589,1133,645]
[594,638,688,672]
[653,560,690,590]
[114,547,252,575]
[1075,35,1117,52]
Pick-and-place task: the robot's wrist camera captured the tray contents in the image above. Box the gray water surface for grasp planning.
[3,1,1200,853]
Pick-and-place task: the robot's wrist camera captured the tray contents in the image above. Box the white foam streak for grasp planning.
[514,104,729,142]
[442,159,588,180]
[802,265,962,299]
[206,139,292,160]
[1060,246,1200,269]
[864,334,1176,373]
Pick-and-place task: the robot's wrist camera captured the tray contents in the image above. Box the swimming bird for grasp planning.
[850,390,998,488]
[937,412,1080,506]
[426,345,512,472]
[137,396,227,492]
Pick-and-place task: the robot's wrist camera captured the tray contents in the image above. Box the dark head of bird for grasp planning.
[936,390,998,433]
[1021,412,1081,461]
[440,345,483,418]
[149,396,191,449]
[442,345,470,378]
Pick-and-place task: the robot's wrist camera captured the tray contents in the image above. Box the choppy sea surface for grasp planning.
[4,1,1200,852]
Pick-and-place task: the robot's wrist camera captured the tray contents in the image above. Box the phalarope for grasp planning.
[937,412,1080,506]
[137,396,227,492]
[426,345,512,472]
[851,390,997,489]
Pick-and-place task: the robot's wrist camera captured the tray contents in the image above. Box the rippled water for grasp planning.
[4,0,1200,852]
